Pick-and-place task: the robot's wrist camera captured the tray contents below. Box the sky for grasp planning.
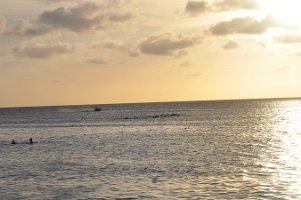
[0,0,301,107]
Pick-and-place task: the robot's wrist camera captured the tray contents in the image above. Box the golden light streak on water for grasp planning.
[270,100,301,198]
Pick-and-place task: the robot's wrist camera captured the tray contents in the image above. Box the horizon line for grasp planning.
[0,96,300,109]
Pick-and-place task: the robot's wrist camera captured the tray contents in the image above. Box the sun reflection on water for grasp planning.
[270,100,301,197]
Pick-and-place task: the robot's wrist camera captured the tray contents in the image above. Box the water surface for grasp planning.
[1,99,301,199]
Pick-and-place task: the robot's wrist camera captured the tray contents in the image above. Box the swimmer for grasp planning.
[11,140,16,144]
[29,138,33,144]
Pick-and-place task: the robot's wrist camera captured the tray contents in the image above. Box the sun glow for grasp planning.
[261,0,301,27]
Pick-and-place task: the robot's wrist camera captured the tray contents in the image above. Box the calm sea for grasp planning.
[1,99,301,199]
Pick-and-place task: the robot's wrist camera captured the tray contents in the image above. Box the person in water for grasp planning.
[11,140,16,144]
[29,138,33,144]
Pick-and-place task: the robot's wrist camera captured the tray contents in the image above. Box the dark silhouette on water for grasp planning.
[10,138,35,145]
[94,106,101,112]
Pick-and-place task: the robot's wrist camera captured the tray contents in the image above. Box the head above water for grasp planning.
[29,138,33,144]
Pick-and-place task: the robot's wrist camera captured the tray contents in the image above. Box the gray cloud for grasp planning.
[13,43,74,58]
[0,17,6,33]
[108,12,133,22]
[91,40,139,58]
[128,48,139,57]
[38,2,103,32]
[6,2,133,38]
[185,1,207,16]
[209,16,277,35]
[102,41,127,50]
[223,40,241,50]
[6,20,52,38]
[139,33,200,56]
[185,0,259,16]
[215,0,259,11]
[91,41,130,58]
[275,33,301,44]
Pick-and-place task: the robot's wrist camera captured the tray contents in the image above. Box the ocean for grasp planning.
[1,98,301,199]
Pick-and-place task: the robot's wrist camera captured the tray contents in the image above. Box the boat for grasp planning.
[94,106,101,112]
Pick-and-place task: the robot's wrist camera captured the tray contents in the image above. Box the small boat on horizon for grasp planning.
[94,106,101,112]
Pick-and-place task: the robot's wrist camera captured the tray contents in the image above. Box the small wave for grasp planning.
[123,113,180,120]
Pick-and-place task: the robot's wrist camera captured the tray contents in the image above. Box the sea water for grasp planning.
[1,99,301,199]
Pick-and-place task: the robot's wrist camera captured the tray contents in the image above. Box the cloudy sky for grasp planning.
[1,0,301,107]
